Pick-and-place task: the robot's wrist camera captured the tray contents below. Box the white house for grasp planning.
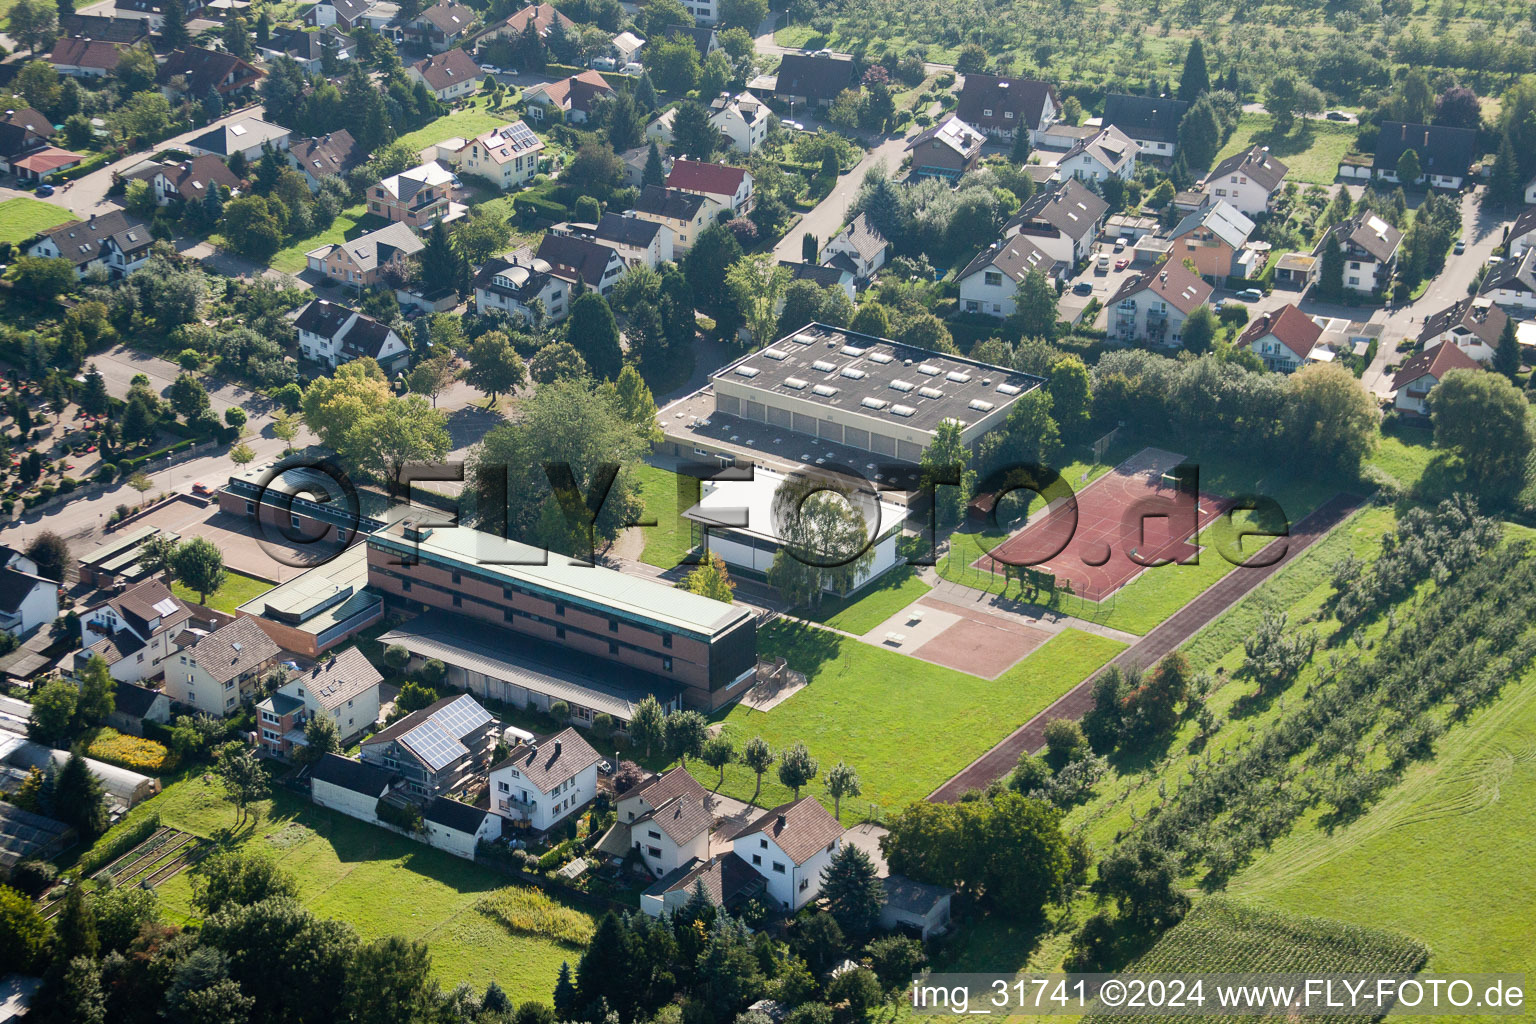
[460,121,545,190]
[630,790,712,878]
[1509,208,1536,259]
[310,752,395,823]
[1101,93,1187,159]
[472,254,571,324]
[27,210,153,280]
[1055,125,1137,183]
[1481,248,1536,315]
[0,563,57,637]
[161,617,281,717]
[707,92,771,155]
[958,235,1066,317]
[1525,173,1536,206]
[551,212,673,270]
[729,797,844,912]
[489,728,603,833]
[612,30,644,64]
[78,580,192,684]
[407,48,481,102]
[1389,341,1481,416]
[1317,212,1402,297]
[293,300,411,375]
[1235,303,1325,373]
[184,117,291,162]
[820,212,888,281]
[423,796,502,858]
[1106,258,1214,348]
[1200,145,1289,218]
[1003,178,1108,264]
[256,648,384,759]
[1417,297,1507,364]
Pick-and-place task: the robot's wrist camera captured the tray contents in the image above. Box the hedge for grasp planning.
[513,193,570,225]
[537,838,575,871]
[75,811,161,877]
[53,152,114,183]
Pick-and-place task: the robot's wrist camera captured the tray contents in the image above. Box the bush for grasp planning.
[376,798,423,833]
[76,812,161,877]
[549,700,570,721]
[536,839,574,871]
[8,859,58,896]
[96,464,116,484]
[473,887,594,946]
[86,728,177,773]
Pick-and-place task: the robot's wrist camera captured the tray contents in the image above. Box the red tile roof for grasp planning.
[1236,303,1322,361]
[667,158,748,200]
[1391,339,1480,393]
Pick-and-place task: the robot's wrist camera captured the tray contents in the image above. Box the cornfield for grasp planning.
[474,887,595,947]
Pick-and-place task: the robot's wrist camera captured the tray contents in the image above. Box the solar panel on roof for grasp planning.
[433,694,492,737]
[503,121,539,149]
[401,717,468,772]
[152,598,179,616]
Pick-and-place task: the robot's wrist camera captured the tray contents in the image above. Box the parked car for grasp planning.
[590,56,616,70]
[620,62,643,75]
[1113,238,1126,252]
[34,182,54,196]
[1114,257,1129,271]
[1453,238,1466,254]
[782,120,805,131]
[478,64,502,75]
[1236,287,1263,302]
[1095,254,1110,273]
[1072,280,1094,295]
[1326,110,1351,121]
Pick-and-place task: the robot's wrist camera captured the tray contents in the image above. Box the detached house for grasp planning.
[1102,93,1187,159]
[161,617,280,717]
[423,797,501,859]
[1003,178,1108,263]
[258,648,384,758]
[305,0,374,30]
[552,212,673,270]
[488,727,603,833]
[260,26,355,74]
[820,212,888,281]
[536,232,627,296]
[47,37,126,78]
[1372,121,1477,190]
[1236,303,1326,373]
[666,158,752,215]
[955,73,1058,142]
[360,693,497,800]
[293,299,410,374]
[155,47,262,103]
[369,161,459,230]
[1390,341,1480,415]
[1168,199,1258,285]
[1317,211,1402,297]
[772,51,856,110]
[401,0,477,51]
[1418,297,1508,364]
[1106,257,1213,348]
[707,92,771,154]
[185,116,290,162]
[480,2,574,44]
[1201,145,1288,218]
[287,130,365,189]
[958,235,1065,316]
[630,185,714,252]
[0,117,53,177]
[0,561,58,638]
[523,71,615,124]
[1508,207,1536,259]
[1479,247,1536,314]
[611,768,715,878]
[126,155,239,207]
[1056,124,1137,182]
[28,210,152,279]
[730,797,844,912]
[460,121,544,190]
[408,48,481,102]
[305,221,424,288]
[77,577,190,682]
[473,253,570,324]
[905,115,985,180]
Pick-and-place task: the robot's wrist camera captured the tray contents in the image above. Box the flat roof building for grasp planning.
[236,544,383,658]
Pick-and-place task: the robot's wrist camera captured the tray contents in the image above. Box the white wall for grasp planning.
[426,812,501,859]
[958,268,1018,317]
[312,779,384,822]
[490,760,599,832]
[634,821,709,877]
[733,831,840,912]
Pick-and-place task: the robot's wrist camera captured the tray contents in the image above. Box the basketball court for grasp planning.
[970,447,1232,603]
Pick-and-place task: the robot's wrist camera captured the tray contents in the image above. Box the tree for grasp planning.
[919,419,973,529]
[727,255,791,350]
[1177,39,1209,102]
[664,709,708,764]
[169,371,212,422]
[171,536,226,604]
[5,256,75,302]
[701,733,735,787]
[679,553,736,602]
[407,350,456,407]
[461,330,527,404]
[1429,369,1533,502]
[91,884,160,954]
[670,99,717,158]
[75,655,115,729]
[1489,132,1522,208]
[1181,304,1218,354]
[1012,269,1059,342]
[214,744,269,828]
[28,678,77,745]
[160,0,188,48]
[418,220,460,294]
[553,961,579,1020]
[0,885,47,974]
[1048,355,1092,440]
[643,140,666,187]
[299,712,340,764]
[54,753,108,837]
[1282,363,1377,478]
[565,293,624,380]
[866,935,926,994]
[220,197,284,262]
[646,35,701,95]
[349,936,437,1024]
[1433,85,1481,129]
[820,845,883,941]
[1266,72,1302,133]
[199,897,357,1024]
[954,42,987,75]
[564,141,624,193]
[718,0,766,30]
[824,761,861,821]
[1396,148,1422,188]
[10,0,58,53]
[629,695,666,758]
[1176,97,1222,171]
[24,531,68,583]
[607,365,662,443]
[777,742,818,798]
[1495,314,1521,380]
[766,475,877,609]
[741,736,773,805]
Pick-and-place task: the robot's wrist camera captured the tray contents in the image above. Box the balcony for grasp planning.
[497,796,536,816]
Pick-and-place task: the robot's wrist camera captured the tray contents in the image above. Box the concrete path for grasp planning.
[926,492,1364,802]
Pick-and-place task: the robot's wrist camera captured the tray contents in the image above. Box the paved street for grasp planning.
[773,133,909,262]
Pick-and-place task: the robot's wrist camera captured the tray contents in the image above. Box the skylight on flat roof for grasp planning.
[996,383,1022,395]
[868,352,894,364]
[762,348,787,360]
[917,363,941,376]
[861,396,887,410]
[811,360,836,372]
[918,386,944,400]
[783,377,808,390]
[890,404,916,417]
[735,365,760,378]
[946,371,971,383]
[889,379,914,392]
[840,367,866,380]
[812,384,838,397]
[968,399,995,411]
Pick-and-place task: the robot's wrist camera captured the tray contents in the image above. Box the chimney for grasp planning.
[554,739,562,756]
[1400,124,1407,141]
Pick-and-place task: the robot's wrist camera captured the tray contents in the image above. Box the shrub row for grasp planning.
[75,811,161,877]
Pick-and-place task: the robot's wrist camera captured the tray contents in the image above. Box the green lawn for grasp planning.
[0,197,75,245]
[396,97,522,153]
[1212,113,1358,186]
[635,463,694,569]
[172,569,276,613]
[1365,426,1437,495]
[686,621,1125,816]
[807,566,933,636]
[118,772,590,999]
[266,203,378,275]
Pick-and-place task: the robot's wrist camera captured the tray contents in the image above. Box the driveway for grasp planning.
[773,133,909,263]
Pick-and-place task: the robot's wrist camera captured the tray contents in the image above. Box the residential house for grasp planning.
[955,73,1058,142]
[472,253,570,323]
[260,26,355,75]
[552,211,673,269]
[161,617,280,716]
[1167,199,1259,285]
[701,91,770,155]
[611,30,644,65]
[408,48,482,102]
[665,24,718,60]
[488,727,603,832]
[155,47,262,104]
[1525,173,1536,206]
[0,564,57,637]
[1317,211,1402,297]
[536,231,627,296]
[368,161,457,230]
[47,37,126,78]
[1236,303,1326,373]
[772,51,856,110]
[628,787,712,878]
[0,120,55,177]
[459,120,544,190]
[1508,207,1536,258]
[1390,341,1480,415]
[107,681,171,737]
[820,212,888,281]
[293,299,411,374]
[59,14,147,41]
[185,117,291,162]
[257,649,384,758]
[640,851,765,918]
[360,693,498,800]
[1273,251,1319,291]
[422,796,501,858]
[305,0,375,30]
[621,143,673,188]
[305,221,424,287]
[1055,124,1138,183]
[1372,121,1477,189]
[630,185,714,251]
[779,260,855,302]
[1101,93,1187,159]
[286,130,365,189]
[615,767,710,825]
[667,158,752,214]
[1201,145,1289,218]
[401,0,477,51]
[5,142,82,182]
[1479,247,1536,314]
[1418,297,1508,364]
[480,3,574,44]
[1106,257,1214,347]
[684,0,717,25]
[730,797,844,912]
[126,155,239,207]
[310,753,394,821]
[523,71,615,124]
[905,114,985,180]
[881,875,953,938]
[957,235,1065,317]
[1003,178,1108,263]
[27,210,153,280]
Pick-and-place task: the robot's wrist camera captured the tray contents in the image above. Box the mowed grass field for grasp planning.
[1213,114,1358,186]
[0,197,75,245]
[132,773,590,999]
[635,463,694,568]
[807,565,932,636]
[171,569,274,614]
[395,97,520,154]
[686,621,1125,815]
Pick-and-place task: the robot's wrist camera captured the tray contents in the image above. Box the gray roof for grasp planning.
[1061,125,1136,175]
[34,210,151,268]
[1373,121,1476,178]
[634,792,712,845]
[882,873,951,915]
[1418,297,1507,347]
[492,727,603,792]
[311,752,395,796]
[1330,211,1403,264]
[111,680,165,719]
[592,211,662,248]
[288,130,363,179]
[0,567,51,615]
[646,851,763,903]
[188,117,288,156]
[827,212,887,264]
[293,648,382,711]
[634,185,705,221]
[959,234,1061,285]
[1102,93,1188,144]
[625,766,709,808]
[309,221,424,272]
[1004,179,1108,243]
[773,51,854,102]
[1205,144,1288,193]
[956,73,1057,134]
[1170,199,1255,250]
[1482,246,1536,298]
[182,617,279,684]
[424,795,492,833]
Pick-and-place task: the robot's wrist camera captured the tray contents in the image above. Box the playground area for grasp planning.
[971,447,1233,603]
